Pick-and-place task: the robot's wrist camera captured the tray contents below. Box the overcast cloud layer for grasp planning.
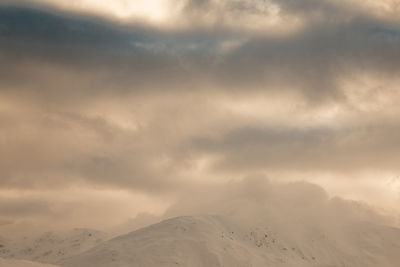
[0,0,400,233]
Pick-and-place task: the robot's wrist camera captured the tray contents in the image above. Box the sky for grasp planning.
[0,0,400,235]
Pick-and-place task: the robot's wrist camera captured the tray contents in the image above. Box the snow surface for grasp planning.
[58,215,400,267]
[0,258,59,267]
[0,228,107,264]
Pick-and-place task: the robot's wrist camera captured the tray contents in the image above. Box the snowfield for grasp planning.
[0,258,59,267]
[1,215,400,267]
[0,229,107,264]
[59,215,400,267]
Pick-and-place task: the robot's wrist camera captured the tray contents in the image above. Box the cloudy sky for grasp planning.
[1,0,400,234]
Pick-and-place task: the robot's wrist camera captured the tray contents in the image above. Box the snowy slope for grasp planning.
[59,215,400,267]
[0,228,108,264]
[0,258,60,267]
[0,237,14,260]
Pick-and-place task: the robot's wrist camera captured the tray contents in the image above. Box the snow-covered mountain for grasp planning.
[58,215,400,267]
[1,215,399,267]
[0,228,107,264]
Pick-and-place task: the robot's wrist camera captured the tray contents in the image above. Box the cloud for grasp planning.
[0,0,400,233]
[2,3,400,103]
[1,5,400,179]
[188,122,400,173]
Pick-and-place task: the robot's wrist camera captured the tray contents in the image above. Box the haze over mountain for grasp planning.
[1,178,399,266]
